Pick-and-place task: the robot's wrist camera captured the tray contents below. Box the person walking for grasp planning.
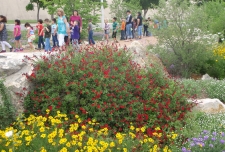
[125,10,132,41]
[55,8,70,51]
[112,17,119,43]
[103,19,110,41]
[14,19,23,52]
[71,20,80,51]
[143,19,149,36]
[120,18,126,40]
[70,10,82,44]
[24,23,35,50]
[0,15,13,53]
[137,12,143,39]
[51,18,59,50]
[88,19,95,45]
[43,19,52,52]
[36,19,45,50]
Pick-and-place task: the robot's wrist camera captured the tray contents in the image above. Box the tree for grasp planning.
[26,0,46,20]
[110,0,141,20]
[125,0,159,18]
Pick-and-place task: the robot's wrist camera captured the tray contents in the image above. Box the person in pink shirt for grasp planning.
[14,19,23,52]
[70,10,82,44]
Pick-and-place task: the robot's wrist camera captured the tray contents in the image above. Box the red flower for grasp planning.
[103,69,110,78]
[48,105,53,111]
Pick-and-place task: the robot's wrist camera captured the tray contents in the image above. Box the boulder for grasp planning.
[0,52,43,113]
[202,74,213,80]
[190,98,225,114]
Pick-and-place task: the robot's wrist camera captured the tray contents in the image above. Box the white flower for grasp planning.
[5,131,13,138]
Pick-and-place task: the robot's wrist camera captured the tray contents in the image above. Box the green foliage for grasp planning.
[0,80,16,129]
[26,0,47,20]
[23,44,192,143]
[153,0,215,78]
[203,0,225,34]
[180,79,225,103]
[110,0,141,20]
[171,112,225,151]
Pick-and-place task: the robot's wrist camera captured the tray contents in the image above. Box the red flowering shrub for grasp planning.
[23,43,193,140]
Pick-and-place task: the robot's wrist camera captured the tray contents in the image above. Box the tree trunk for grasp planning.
[51,14,54,19]
[37,3,40,21]
[144,9,148,18]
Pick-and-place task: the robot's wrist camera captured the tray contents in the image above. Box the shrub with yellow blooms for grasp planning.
[0,110,177,152]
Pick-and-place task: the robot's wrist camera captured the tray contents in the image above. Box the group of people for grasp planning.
[103,10,152,43]
[0,9,154,53]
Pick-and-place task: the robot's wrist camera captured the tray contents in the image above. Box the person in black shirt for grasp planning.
[125,10,133,41]
[137,12,143,39]
[43,19,52,52]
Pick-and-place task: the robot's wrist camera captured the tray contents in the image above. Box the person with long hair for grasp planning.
[0,15,13,53]
[125,10,133,41]
[55,8,70,50]
[24,22,35,50]
[70,10,82,44]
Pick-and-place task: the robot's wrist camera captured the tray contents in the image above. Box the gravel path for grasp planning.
[0,36,157,53]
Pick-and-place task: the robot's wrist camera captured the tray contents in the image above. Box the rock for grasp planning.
[190,98,225,114]
[202,74,213,80]
[0,52,43,113]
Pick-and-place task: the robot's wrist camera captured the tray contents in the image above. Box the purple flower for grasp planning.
[221,132,225,137]
[190,142,195,147]
[209,144,213,147]
[182,147,187,152]
[212,131,217,136]
[204,135,209,140]
[170,64,175,69]
[212,137,216,141]
[203,130,209,134]
[220,140,225,144]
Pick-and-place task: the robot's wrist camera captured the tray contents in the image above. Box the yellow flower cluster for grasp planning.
[213,44,225,59]
[0,110,177,152]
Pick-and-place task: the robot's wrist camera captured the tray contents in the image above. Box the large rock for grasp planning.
[0,52,43,113]
[190,98,225,114]
[128,41,164,67]
[201,74,213,80]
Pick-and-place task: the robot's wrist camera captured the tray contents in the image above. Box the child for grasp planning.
[103,19,110,41]
[71,20,80,51]
[14,19,23,52]
[112,17,118,43]
[51,18,59,50]
[0,15,13,53]
[24,22,35,50]
[43,19,51,52]
[120,18,126,40]
[143,19,149,36]
[36,19,45,50]
[88,19,95,45]
[132,18,137,39]
[64,17,70,47]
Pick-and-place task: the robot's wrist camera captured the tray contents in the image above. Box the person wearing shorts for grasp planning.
[112,17,118,43]
[14,19,23,52]
[103,19,110,41]
[24,22,35,50]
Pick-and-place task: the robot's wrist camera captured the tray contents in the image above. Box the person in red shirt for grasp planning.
[70,10,82,44]
[36,19,45,50]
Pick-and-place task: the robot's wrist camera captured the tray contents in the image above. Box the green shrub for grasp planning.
[153,0,215,78]
[180,79,225,103]
[23,44,193,144]
[0,80,16,129]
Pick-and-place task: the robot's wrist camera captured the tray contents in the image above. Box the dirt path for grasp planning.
[0,36,157,53]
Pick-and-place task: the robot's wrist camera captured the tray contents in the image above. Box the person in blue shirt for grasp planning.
[51,18,59,49]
